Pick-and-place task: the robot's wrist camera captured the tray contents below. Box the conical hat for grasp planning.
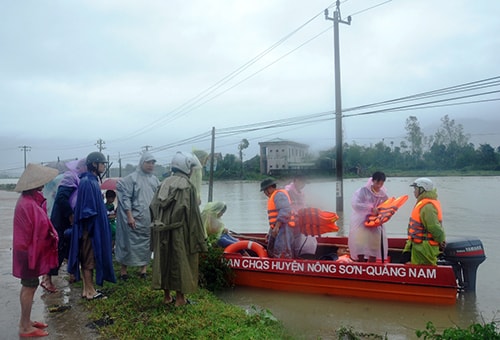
[15,163,59,192]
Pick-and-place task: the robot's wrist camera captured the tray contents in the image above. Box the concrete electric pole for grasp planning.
[325,1,351,213]
[95,139,106,152]
[19,145,31,169]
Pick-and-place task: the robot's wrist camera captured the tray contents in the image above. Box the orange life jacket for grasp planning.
[407,198,442,246]
[297,208,339,235]
[267,189,296,228]
[364,195,409,228]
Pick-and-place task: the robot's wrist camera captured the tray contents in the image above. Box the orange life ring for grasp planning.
[224,240,268,257]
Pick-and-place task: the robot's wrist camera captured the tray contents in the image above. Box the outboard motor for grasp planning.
[440,236,486,292]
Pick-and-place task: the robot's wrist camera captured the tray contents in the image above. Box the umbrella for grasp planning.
[101,177,120,191]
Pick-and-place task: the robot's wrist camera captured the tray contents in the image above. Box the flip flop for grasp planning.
[19,328,49,337]
[32,321,48,329]
[176,299,196,307]
[86,292,107,301]
[163,297,176,305]
[40,282,58,293]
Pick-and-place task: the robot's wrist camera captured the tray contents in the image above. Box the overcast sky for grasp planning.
[1,0,499,175]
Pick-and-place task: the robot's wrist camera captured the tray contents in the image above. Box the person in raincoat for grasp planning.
[150,152,207,306]
[13,163,59,337]
[201,201,239,248]
[402,178,445,265]
[348,171,389,262]
[42,157,86,292]
[67,152,116,300]
[284,174,308,212]
[115,152,160,280]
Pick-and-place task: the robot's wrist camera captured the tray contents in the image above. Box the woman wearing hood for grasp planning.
[42,157,87,293]
[115,152,160,280]
[348,171,389,262]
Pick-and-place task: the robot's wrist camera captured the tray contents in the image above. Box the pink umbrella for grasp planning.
[101,177,120,191]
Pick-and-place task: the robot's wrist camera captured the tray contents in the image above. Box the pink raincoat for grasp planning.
[348,178,388,260]
[12,190,59,279]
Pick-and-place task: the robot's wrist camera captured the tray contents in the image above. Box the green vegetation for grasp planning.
[416,321,500,339]
[84,282,290,340]
[78,243,289,339]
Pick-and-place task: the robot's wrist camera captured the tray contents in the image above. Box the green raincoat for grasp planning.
[403,189,445,265]
[149,172,207,293]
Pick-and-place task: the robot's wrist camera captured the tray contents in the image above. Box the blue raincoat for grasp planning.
[67,172,116,285]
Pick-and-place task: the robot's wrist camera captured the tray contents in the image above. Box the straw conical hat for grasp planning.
[15,163,59,192]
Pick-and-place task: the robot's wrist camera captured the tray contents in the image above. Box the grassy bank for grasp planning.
[79,273,291,340]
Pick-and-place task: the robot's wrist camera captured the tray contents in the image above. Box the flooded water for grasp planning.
[201,177,500,339]
[0,176,499,339]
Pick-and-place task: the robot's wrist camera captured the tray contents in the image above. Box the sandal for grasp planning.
[86,292,107,301]
[32,321,48,329]
[40,282,58,293]
[19,328,49,337]
[163,297,176,305]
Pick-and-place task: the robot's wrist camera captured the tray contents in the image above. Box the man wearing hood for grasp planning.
[115,152,160,280]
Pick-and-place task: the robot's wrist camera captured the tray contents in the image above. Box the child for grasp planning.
[105,190,117,249]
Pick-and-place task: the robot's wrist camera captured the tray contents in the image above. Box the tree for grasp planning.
[433,115,470,147]
[405,116,425,167]
[476,143,498,169]
[238,139,249,178]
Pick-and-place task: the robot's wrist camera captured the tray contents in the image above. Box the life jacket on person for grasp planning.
[364,195,408,228]
[267,189,296,228]
[407,198,442,246]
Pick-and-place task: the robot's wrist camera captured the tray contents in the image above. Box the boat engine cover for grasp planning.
[444,236,486,264]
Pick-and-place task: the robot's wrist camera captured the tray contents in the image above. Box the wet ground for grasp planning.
[0,190,98,339]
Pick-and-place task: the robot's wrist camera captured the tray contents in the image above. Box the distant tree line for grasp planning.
[109,115,500,181]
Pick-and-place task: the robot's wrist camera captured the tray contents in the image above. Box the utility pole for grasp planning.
[142,145,152,152]
[325,1,351,213]
[95,138,106,152]
[19,145,31,169]
[118,153,122,177]
[208,127,215,203]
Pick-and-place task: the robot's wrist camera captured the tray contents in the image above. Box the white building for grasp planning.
[259,138,312,175]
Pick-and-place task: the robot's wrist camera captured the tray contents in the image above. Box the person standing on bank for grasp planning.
[115,152,160,280]
[402,178,446,265]
[13,163,59,338]
[67,152,116,300]
[348,171,389,262]
[260,178,298,259]
[42,157,87,292]
[150,152,207,306]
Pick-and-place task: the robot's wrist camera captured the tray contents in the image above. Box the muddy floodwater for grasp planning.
[1,176,499,339]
